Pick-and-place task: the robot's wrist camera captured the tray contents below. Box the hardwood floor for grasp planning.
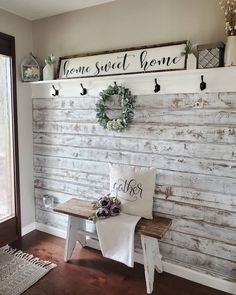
[11,230,230,295]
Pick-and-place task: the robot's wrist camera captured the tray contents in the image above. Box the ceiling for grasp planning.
[0,0,115,20]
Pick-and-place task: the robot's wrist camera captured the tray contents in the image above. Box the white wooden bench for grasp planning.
[54,198,172,294]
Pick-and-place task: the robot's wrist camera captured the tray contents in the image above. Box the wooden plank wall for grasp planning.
[33,92,236,282]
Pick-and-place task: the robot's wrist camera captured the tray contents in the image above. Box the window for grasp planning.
[0,54,15,222]
[0,32,21,246]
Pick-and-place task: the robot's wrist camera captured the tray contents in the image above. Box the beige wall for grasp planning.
[0,9,34,227]
[33,0,226,62]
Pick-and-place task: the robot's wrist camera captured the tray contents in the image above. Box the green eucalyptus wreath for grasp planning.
[96,83,136,131]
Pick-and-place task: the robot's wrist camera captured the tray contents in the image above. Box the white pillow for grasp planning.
[109,163,156,219]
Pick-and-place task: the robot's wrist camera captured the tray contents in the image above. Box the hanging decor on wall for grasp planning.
[57,41,187,79]
[21,53,40,82]
[96,82,136,131]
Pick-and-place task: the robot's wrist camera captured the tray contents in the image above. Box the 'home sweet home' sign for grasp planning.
[58,41,187,79]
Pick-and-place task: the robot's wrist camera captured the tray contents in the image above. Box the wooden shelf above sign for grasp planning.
[29,67,236,98]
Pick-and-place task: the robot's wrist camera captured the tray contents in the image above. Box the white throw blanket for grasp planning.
[96,213,141,267]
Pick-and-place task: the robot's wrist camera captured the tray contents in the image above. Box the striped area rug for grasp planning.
[0,245,56,295]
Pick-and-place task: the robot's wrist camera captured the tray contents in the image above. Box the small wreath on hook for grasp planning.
[96,82,136,131]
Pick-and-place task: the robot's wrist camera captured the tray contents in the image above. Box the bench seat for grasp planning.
[54,198,172,239]
[54,198,172,294]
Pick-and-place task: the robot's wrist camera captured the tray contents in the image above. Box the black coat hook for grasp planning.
[154,78,161,93]
[80,83,87,96]
[52,85,59,96]
[200,75,206,91]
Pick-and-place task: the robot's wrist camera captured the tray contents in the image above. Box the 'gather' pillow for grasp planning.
[109,163,156,219]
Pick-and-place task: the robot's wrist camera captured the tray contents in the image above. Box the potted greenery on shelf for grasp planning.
[181,41,197,69]
[43,54,56,80]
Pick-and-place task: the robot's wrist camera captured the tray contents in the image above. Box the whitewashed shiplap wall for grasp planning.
[33,90,236,282]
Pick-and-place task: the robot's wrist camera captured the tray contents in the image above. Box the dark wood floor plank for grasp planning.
[11,231,230,295]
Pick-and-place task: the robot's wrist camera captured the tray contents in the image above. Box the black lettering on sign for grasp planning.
[63,60,69,77]
[112,178,143,202]
[140,50,182,71]
[63,60,90,77]
[117,53,135,71]
[60,43,186,78]
[173,56,182,64]
[95,61,100,75]
[94,53,134,76]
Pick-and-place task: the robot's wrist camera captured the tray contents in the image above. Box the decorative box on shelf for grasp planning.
[197,42,225,69]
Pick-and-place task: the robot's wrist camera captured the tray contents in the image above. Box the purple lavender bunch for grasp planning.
[98,196,112,208]
[89,195,121,223]
[110,203,121,216]
[96,207,110,219]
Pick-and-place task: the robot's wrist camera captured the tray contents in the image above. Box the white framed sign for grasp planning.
[57,41,187,79]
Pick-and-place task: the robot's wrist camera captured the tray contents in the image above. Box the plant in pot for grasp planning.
[181,41,197,69]
[43,54,56,80]
[219,0,236,66]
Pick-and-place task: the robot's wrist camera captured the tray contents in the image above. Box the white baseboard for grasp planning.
[25,222,235,295]
[35,222,66,239]
[21,222,36,236]
[163,261,236,295]
[85,237,236,295]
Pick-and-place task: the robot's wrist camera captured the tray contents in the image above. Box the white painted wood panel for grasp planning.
[34,177,236,228]
[33,133,236,161]
[34,155,236,195]
[33,144,236,178]
[34,170,236,213]
[162,230,236,262]
[159,243,236,280]
[33,108,236,125]
[33,122,236,144]
[32,83,236,283]
[33,93,236,110]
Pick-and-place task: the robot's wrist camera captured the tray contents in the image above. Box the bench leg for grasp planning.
[64,216,87,262]
[141,235,163,294]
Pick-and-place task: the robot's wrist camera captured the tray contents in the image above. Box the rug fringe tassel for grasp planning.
[0,245,57,270]
[0,245,17,255]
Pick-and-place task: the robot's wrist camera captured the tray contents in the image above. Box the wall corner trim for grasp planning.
[32,222,236,295]
[35,222,67,239]
[21,222,36,236]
